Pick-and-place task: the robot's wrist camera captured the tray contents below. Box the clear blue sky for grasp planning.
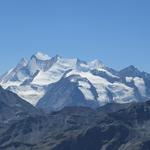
[0,0,150,73]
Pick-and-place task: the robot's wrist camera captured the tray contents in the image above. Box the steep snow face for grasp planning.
[27,54,51,75]
[32,57,78,85]
[0,58,28,84]
[125,76,146,97]
[7,85,45,105]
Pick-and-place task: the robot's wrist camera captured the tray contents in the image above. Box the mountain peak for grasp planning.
[88,59,104,69]
[16,58,28,68]
[121,65,140,73]
[33,52,51,61]
[18,57,28,66]
[126,65,138,71]
[53,54,61,60]
[119,65,141,77]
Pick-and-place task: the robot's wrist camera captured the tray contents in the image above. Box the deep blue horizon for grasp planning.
[0,0,150,74]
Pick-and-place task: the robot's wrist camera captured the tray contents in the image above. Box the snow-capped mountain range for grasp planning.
[0,52,150,111]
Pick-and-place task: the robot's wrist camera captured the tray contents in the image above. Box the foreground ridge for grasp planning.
[0,99,150,150]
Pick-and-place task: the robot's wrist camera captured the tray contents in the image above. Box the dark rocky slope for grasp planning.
[0,100,150,149]
[0,86,40,123]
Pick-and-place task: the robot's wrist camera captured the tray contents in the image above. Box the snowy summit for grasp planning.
[34,52,51,60]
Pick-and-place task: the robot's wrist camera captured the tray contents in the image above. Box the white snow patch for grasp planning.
[133,77,146,96]
[78,81,94,100]
[126,77,133,82]
[78,81,91,89]
[78,87,94,100]
[97,68,119,78]
[8,85,45,105]
[0,81,21,89]
[109,82,135,103]
[35,52,50,60]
